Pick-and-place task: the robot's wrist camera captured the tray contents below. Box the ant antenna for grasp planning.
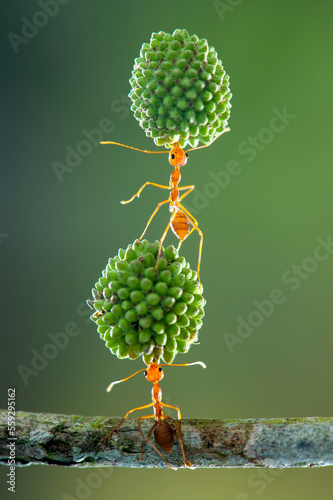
[100,128,230,155]
[184,127,230,153]
[106,367,147,392]
[106,361,206,392]
[160,361,207,369]
[100,141,169,154]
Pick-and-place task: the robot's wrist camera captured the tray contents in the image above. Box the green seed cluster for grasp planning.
[87,240,205,364]
[129,29,232,148]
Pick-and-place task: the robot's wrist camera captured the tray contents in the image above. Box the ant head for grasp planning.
[144,363,164,382]
[169,145,188,168]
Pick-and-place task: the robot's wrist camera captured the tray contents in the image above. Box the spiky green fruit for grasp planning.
[129,29,231,148]
[87,240,205,364]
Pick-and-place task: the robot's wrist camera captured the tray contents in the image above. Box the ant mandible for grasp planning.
[101,361,206,469]
[101,128,230,288]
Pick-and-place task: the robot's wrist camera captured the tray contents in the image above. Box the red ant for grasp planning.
[101,361,206,469]
[101,128,229,288]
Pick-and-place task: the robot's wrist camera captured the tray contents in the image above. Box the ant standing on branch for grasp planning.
[101,361,206,469]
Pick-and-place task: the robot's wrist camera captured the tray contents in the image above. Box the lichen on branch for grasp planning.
[0,411,332,469]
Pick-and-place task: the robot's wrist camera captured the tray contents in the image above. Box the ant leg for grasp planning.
[178,205,203,290]
[177,185,195,197]
[161,401,193,466]
[175,226,194,256]
[177,186,201,224]
[101,402,154,443]
[182,226,196,243]
[160,402,181,420]
[174,225,195,261]
[156,210,177,263]
[176,239,183,253]
[165,415,193,468]
[137,199,170,241]
[121,182,170,204]
[178,185,195,198]
[177,202,199,227]
[136,415,156,461]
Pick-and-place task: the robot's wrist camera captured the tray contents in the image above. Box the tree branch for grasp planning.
[1,411,332,468]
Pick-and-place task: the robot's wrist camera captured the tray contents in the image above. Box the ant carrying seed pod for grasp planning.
[101,360,206,469]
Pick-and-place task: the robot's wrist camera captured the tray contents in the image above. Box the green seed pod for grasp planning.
[151,307,164,321]
[154,282,168,295]
[159,270,172,284]
[125,331,138,345]
[131,342,144,357]
[111,326,124,338]
[153,346,164,360]
[154,333,168,346]
[111,304,123,317]
[166,323,181,337]
[140,277,154,292]
[129,29,231,148]
[87,240,205,362]
[102,300,112,311]
[118,340,130,359]
[135,301,148,315]
[117,287,130,300]
[131,291,144,304]
[127,276,141,290]
[165,336,177,351]
[103,287,112,299]
[124,310,138,323]
[144,267,158,281]
[138,329,152,343]
[93,300,104,311]
[161,296,176,309]
[139,317,152,329]
[172,301,188,316]
[178,327,191,341]
[121,300,132,312]
[152,322,165,335]
[97,325,108,335]
[163,349,176,364]
[176,338,190,354]
[143,352,155,365]
[106,338,121,350]
[143,340,155,355]
[110,281,122,293]
[104,329,112,341]
[146,293,160,306]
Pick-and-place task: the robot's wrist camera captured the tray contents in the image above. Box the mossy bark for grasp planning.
[0,411,332,469]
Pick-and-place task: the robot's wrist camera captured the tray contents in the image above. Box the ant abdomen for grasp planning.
[171,211,191,241]
[154,420,175,453]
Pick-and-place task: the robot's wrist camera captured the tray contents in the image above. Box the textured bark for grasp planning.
[0,411,332,469]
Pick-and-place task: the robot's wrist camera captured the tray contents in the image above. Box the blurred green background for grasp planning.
[1,0,333,498]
